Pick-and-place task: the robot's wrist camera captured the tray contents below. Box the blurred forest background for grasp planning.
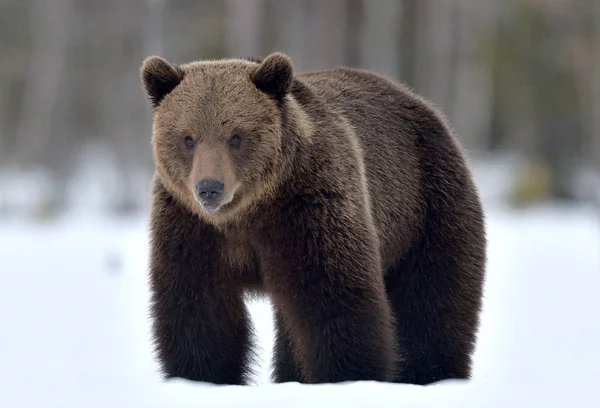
[1,0,599,219]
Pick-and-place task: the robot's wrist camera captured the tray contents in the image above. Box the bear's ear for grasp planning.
[251,52,293,100]
[140,56,184,108]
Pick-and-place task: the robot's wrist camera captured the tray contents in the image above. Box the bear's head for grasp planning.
[141,52,301,224]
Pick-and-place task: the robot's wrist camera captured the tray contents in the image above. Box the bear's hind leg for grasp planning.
[385,195,486,384]
[385,231,484,385]
[384,124,486,385]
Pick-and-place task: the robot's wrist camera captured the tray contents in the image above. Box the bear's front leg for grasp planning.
[272,309,304,383]
[148,182,254,385]
[260,200,398,383]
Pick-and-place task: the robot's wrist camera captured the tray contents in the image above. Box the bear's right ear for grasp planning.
[140,56,184,108]
[251,52,293,101]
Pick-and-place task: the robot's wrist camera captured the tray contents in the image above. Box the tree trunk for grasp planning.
[224,0,265,58]
[589,0,600,206]
[413,0,459,115]
[13,0,71,170]
[451,0,495,153]
[591,2,600,179]
[274,0,347,72]
[104,0,154,214]
[145,0,166,57]
[357,0,400,79]
[12,0,72,217]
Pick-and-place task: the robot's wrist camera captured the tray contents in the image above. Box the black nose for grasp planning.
[196,179,224,202]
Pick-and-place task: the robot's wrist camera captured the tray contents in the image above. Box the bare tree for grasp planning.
[452,0,496,153]
[225,0,265,58]
[357,0,401,79]
[101,0,155,213]
[145,0,166,57]
[591,1,600,179]
[13,0,71,169]
[12,0,72,215]
[272,0,308,70]
[412,0,459,115]
[586,0,600,209]
[306,0,348,70]
[274,0,347,72]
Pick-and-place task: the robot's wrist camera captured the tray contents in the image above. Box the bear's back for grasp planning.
[294,68,451,267]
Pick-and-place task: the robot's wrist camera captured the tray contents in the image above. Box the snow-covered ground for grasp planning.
[1,200,599,407]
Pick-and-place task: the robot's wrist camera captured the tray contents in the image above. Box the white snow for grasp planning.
[1,202,599,407]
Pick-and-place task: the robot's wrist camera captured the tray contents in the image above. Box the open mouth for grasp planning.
[194,189,237,215]
[201,201,222,213]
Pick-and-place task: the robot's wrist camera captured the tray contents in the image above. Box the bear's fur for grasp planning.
[140,52,486,385]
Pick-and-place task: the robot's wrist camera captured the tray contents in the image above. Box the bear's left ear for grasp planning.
[251,52,293,100]
[140,56,184,108]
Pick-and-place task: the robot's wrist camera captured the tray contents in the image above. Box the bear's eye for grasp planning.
[228,134,242,148]
[184,136,196,148]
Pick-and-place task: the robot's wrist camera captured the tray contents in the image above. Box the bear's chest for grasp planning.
[220,225,263,290]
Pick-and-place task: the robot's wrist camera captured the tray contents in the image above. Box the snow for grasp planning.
[1,202,599,407]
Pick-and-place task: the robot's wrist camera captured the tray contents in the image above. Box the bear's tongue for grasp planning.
[202,202,221,213]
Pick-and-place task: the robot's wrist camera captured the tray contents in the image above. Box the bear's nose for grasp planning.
[196,179,225,202]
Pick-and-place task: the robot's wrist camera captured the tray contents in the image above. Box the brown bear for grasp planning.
[140,52,486,386]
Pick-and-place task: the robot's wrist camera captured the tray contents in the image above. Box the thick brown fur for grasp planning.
[141,52,486,385]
